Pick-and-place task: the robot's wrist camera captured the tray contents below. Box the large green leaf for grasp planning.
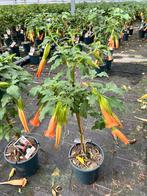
[6,85,20,99]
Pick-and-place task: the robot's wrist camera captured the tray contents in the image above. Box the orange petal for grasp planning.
[112,129,129,145]
[55,124,62,146]
[115,39,119,49]
[36,59,46,78]
[43,116,57,138]
[18,109,29,133]
[30,110,40,127]
[101,109,121,129]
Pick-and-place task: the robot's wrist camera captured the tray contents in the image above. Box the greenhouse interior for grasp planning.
[0,0,146,195]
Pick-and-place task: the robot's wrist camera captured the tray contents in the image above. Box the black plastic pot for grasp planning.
[23,42,31,54]
[20,34,25,42]
[30,55,40,65]
[69,142,104,185]
[129,29,133,35]
[5,38,12,47]
[15,55,30,67]
[4,136,39,177]
[138,30,145,39]
[35,39,42,47]
[123,33,128,41]
[10,46,20,57]
[84,36,94,45]
[105,60,112,71]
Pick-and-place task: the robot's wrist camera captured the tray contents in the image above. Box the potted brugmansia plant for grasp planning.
[0,53,39,177]
[30,34,131,184]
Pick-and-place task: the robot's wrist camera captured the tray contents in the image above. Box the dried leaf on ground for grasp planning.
[0,178,27,187]
[51,167,60,177]
[8,168,16,180]
[76,156,85,165]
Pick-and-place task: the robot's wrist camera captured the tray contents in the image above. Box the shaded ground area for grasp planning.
[0,24,147,196]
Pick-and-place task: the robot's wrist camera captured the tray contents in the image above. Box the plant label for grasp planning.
[4,34,8,39]
[25,146,36,159]
[6,29,11,35]
[10,42,16,48]
[29,47,35,56]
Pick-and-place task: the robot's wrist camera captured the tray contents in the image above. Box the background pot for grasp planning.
[4,136,39,177]
[138,30,145,39]
[69,142,104,185]
[30,55,40,65]
[129,29,133,35]
[123,33,128,41]
[10,46,20,57]
[23,42,31,54]
[5,38,12,47]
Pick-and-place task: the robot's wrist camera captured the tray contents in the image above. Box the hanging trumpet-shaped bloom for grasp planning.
[44,116,57,138]
[36,44,51,78]
[101,109,123,129]
[17,98,29,133]
[108,37,115,49]
[36,59,46,78]
[30,109,40,127]
[115,38,119,49]
[112,128,129,145]
[18,108,29,133]
[93,91,123,129]
[55,123,62,146]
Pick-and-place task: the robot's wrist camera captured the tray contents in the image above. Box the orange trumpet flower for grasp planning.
[115,39,119,49]
[36,59,46,78]
[18,108,29,133]
[55,123,62,146]
[44,116,57,138]
[112,128,129,145]
[30,109,40,127]
[101,109,123,129]
[108,38,115,49]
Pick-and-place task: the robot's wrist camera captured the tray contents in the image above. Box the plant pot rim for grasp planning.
[4,135,39,165]
[69,142,104,172]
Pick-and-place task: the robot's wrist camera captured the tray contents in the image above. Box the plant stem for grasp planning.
[71,64,75,86]
[76,113,86,154]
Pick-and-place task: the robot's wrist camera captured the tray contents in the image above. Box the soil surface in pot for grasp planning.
[5,137,38,163]
[70,143,103,170]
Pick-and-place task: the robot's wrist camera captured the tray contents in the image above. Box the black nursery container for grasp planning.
[84,35,94,45]
[23,42,31,54]
[30,55,40,65]
[10,46,20,57]
[123,33,128,41]
[4,136,39,177]
[5,38,12,47]
[69,142,104,185]
[129,29,133,35]
[139,30,145,39]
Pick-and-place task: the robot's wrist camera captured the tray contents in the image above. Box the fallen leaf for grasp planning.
[0,178,27,187]
[52,188,57,196]
[76,156,85,164]
[8,168,16,180]
[51,168,60,177]
[126,184,133,190]
[135,116,147,123]
[18,188,22,193]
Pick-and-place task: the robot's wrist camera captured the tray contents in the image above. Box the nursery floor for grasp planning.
[0,25,147,196]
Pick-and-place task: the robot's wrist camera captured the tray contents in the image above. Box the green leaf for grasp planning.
[6,85,20,99]
[0,125,4,140]
[1,94,12,107]
[0,108,6,120]
[50,58,62,71]
[30,86,42,97]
